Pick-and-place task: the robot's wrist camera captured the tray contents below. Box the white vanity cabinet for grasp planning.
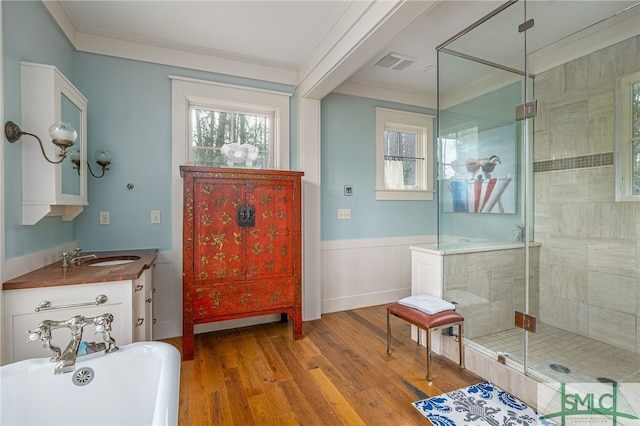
[20,61,88,225]
[3,276,154,364]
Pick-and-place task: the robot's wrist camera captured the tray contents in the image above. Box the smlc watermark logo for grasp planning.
[538,382,640,426]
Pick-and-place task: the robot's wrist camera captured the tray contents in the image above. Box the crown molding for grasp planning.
[42,0,78,47]
[334,79,435,109]
[75,31,298,86]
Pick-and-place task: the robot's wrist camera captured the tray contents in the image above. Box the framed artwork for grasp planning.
[441,124,517,214]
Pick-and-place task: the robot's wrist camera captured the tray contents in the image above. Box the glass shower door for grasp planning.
[437,0,534,374]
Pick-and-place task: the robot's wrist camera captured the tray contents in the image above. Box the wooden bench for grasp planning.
[386,302,464,381]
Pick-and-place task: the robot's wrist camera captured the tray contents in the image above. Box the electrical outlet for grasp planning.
[99,211,110,225]
[337,208,351,220]
[344,185,353,196]
[151,210,161,224]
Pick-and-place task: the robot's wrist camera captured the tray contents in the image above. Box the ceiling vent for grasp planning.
[375,52,416,71]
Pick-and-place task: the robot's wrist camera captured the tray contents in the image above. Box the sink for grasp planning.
[85,256,141,267]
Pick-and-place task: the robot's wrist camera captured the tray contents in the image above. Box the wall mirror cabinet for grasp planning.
[20,61,88,225]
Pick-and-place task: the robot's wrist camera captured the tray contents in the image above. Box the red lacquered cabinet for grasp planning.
[180,166,304,360]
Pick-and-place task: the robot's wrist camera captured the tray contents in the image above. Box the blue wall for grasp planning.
[320,93,437,241]
[3,0,77,259]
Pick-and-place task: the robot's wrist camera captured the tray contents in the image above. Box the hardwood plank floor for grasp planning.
[161,304,485,425]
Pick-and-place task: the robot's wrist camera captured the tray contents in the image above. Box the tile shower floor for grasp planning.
[473,323,640,384]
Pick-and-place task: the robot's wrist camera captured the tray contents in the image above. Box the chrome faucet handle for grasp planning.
[60,252,73,267]
[93,313,119,353]
[26,323,62,360]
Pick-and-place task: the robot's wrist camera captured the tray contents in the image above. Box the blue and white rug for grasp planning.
[413,381,557,426]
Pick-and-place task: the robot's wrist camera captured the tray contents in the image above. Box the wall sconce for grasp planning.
[70,149,112,178]
[89,150,111,178]
[4,120,76,164]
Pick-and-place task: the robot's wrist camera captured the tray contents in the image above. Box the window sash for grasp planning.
[375,107,434,201]
[189,104,274,169]
[383,128,423,189]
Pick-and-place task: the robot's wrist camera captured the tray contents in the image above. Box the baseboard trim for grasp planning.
[322,288,410,314]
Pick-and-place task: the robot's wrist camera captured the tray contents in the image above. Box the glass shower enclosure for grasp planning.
[437,0,640,385]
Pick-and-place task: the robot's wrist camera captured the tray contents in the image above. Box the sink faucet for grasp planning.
[60,248,97,267]
[27,313,119,374]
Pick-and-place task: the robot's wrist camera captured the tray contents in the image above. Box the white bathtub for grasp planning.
[0,341,180,426]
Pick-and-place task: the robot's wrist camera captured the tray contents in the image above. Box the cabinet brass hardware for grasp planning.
[134,284,143,292]
[146,298,152,304]
[35,294,108,312]
[135,318,144,326]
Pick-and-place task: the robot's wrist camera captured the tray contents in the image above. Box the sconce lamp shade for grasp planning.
[69,149,80,162]
[95,149,111,166]
[87,149,111,178]
[49,121,77,146]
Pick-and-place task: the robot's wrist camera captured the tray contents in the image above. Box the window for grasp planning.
[171,75,291,170]
[190,103,273,168]
[616,71,640,201]
[375,107,434,201]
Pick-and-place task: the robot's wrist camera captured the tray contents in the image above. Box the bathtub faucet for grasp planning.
[27,313,119,374]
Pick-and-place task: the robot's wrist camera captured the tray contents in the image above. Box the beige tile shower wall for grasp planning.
[445,246,540,340]
[534,35,640,353]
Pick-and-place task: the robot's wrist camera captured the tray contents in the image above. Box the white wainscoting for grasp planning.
[321,235,435,314]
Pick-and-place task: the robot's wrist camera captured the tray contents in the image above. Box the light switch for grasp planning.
[151,210,161,224]
[338,209,351,220]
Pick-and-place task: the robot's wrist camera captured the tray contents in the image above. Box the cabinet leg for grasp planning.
[293,312,303,340]
[183,320,194,361]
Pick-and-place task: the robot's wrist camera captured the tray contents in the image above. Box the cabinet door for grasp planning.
[193,178,245,285]
[244,179,296,280]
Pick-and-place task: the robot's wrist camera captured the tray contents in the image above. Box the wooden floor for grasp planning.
[161,304,485,425]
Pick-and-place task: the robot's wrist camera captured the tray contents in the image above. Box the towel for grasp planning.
[398,294,455,315]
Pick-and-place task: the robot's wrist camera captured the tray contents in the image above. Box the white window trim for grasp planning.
[616,70,640,202]
[375,107,434,201]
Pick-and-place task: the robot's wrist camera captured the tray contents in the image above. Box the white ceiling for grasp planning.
[57,0,640,103]
[62,1,350,69]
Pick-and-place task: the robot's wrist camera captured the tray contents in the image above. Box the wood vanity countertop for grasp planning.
[2,249,158,290]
